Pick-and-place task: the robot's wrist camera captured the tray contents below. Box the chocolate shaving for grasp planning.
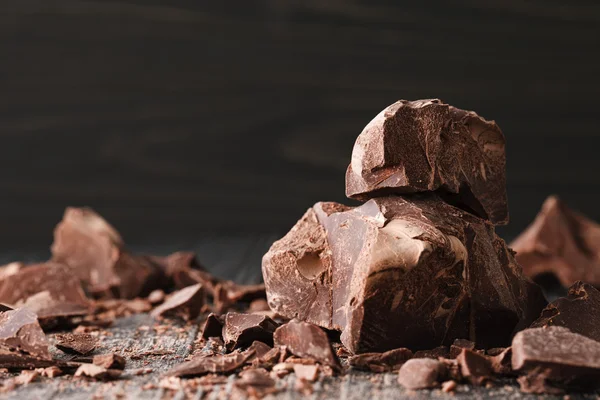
[349,348,413,372]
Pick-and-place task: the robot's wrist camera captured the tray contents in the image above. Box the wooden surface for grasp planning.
[2,1,600,251]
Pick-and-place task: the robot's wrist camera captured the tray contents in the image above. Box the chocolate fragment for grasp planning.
[201,313,224,340]
[55,333,98,355]
[222,312,277,350]
[511,196,600,288]
[245,340,273,362]
[413,346,449,359]
[293,364,319,382]
[166,349,255,377]
[345,99,508,224]
[397,358,447,390]
[74,364,122,380]
[51,207,165,298]
[517,367,564,395]
[348,348,413,372]
[147,289,165,305]
[41,366,63,378]
[273,320,340,370]
[448,339,477,358]
[441,380,457,393]
[456,349,492,385]
[0,308,51,360]
[93,354,126,370]
[488,347,513,376]
[264,195,546,353]
[235,368,277,396]
[151,283,205,320]
[512,326,600,390]
[531,281,600,342]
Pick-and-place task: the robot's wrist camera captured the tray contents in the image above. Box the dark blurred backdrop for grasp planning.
[2,1,600,255]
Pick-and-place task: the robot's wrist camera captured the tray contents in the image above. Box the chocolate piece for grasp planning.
[166,349,255,377]
[448,339,477,358]
[151,283,205,320]
[512,326,600,390]
[55,333,98,355]
[74,364,122,380]
[531,281,600,342]
[345,99,508,224]
[51,207,165,298]
[413,346,449,359]
[293,364,319,382]
[0,308,50,360]
[235,368,276,395]
[348,348,413,372]
[511,196,600,287]
[441,380,457,393]
[517,367,564,395]
[41,366,63,378]
[397,358,447,390]
[93,354,126,370]
[201,313,224,340]
[488,347,513,376]
[222,312,277,350]
[147,289,165,304]
[456,349,492,385]
[273,320,340,370]
[245,340,273,362]
[264,195,546,353]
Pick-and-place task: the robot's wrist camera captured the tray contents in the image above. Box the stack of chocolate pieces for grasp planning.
[263,99,546,354]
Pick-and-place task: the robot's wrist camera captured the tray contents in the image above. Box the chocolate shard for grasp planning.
[0,308,51,360]
[293,364,319,382]
[74,364,122,380]
[222,312,278,350]
[488,347,513,376]
[511,196,600,288]
[273,320,340,370]
[55,333,98,355]
[512,326,600,390]
[413,346,450,359]
[201,313,224,340]
[93,354,126,370]
[348,348,413,372]
[448,339,477,358]
[51,207,166,298]
[264,195,546,353]
[397,358,447,390]
[166,349,255,377]
[345,99,508,225]
[151,283,205,320]
[456,349,492,385]
[531,281,600,341]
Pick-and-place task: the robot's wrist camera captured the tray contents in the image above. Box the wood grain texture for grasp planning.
[1,0,600,250]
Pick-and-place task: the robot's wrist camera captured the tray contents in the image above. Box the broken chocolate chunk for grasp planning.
[55,333,98,355]
[273,320,340,370]
[222,312,278,350]
[512,326,600,390]
[74,364,122,380]
[348,348,413,372]
[93,353,126,370]
[167,349,255,377]
[448,339,477,358]
[0,308,50,360]
[456,349,492,385]
[151,283,205,320]
[487,347,513,376]
[201,313,224,340]
[511,196,600,288]
[397,358,447,390]
[293,364,319,382]
[531,281,600,342]
[413,346,450,359]
[51,207,166,298]
[345,99,508,224]
[264,195,546,353]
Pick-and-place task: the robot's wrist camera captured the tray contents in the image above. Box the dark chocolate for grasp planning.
[273,320,340,370]
[531,281,600,342]
[511,196,600,288]
[456,349,492,385]
[201,313,224,340]
[222,312,278,350]
[55,333,98,355]
[345,99,508,224]
[263,195,546,353]
[150,283,205,320]
[397,358,447,390]
[0,308,51,360]
[166,348,255,377]
[348,348,413,372]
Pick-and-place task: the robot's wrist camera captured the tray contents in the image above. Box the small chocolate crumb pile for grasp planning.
[2,99,600,397]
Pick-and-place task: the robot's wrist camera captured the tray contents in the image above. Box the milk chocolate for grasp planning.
[150,283,205,320]
[263,195,546,353]
[74,364,122,380]
[51,207,165,298]
[345,99,508,224]
[222,312,277,350]
[512,326,600,390]
[511,196,600,287]
[348,348,413,372]
[456,349,492,385]
[273,320,340,370]
[531,281,600,341]
[397,358,447,390]
[93,354,126,370]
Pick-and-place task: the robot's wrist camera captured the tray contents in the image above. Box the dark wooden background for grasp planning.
[2,0,600,255]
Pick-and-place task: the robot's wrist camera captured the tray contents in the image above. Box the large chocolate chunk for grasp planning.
[263,195,545,353]
[511,196,600,288]
[0,308,50,360]
[531,281,600,341]
[512,326,600,390]
[222,313,278,350]
[345,99,508,224]
[273,320,340,370]
[51,207,165,298]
